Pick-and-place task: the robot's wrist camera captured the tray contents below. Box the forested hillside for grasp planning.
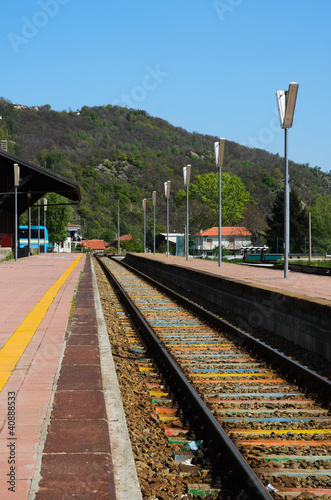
[0,99,330,243]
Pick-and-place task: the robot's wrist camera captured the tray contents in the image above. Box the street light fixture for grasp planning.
[276,82,299,278]
[142,198,147,253]
[164,180,171,257]
[13,163,20,262]
[183,164,191,261]
[152,191,156,255]
[214,138,225,267]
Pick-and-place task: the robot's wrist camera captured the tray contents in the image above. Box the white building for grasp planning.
[192,226,254,257]
[53,237,72,253]
[52,223,82,253]
[67,222,82,246]
[160,233,185,245]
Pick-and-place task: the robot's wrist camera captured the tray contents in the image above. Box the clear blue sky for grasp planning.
[2,0,331,172]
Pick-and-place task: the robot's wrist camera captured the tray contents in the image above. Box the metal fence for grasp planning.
[262,236,331,255]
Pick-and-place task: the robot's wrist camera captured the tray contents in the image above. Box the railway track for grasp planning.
[96,255,331,499]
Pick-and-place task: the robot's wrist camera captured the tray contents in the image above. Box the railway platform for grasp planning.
[126,253,331,303]
[0,253,141,500]
[122,253,331,363]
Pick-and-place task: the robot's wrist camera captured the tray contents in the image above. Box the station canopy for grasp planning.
[0,149,81,226]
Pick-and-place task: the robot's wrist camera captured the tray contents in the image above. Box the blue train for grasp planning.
[19,226,49,252]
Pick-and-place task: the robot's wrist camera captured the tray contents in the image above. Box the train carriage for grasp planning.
[19,225,49,252]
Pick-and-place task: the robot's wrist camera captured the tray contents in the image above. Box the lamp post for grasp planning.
[164,180,171,257]
[44,198,47,253]
[142,198,147,253]
[183,164,191,261]
[13,163,20,262]
[27,191,31,256]
[214,138,225,267]
[37,199,41,254]
[117,199,120,255]
[276,82,299,278]
[152,191,156,255]
[308,212,312,262]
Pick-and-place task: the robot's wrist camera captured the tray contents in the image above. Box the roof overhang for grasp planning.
[0,150,81,216]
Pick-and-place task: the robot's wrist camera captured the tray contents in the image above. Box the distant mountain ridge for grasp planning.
[0,99,330,241]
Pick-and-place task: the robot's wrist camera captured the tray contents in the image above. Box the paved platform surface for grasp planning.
[132,254,331,305]
[0,253,85,498]
[0,253,141,500]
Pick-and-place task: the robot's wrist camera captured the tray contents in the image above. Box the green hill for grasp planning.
[0,99,330,243]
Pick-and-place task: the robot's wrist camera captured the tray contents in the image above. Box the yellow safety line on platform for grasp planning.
[0,254,83,391]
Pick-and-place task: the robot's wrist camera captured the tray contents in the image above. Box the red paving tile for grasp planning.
[56,365,103,391]
[35,454,115,499]
[66,334,98,345]
[70,325,98,334]
[43,419,110,453]
[51,391,107,419]
[62,345,100,364]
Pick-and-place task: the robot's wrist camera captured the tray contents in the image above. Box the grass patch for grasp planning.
[287,260,331,268]
[0,252,14,263]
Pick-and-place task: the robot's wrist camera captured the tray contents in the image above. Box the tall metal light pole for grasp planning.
[183,165,191,261]
[27,192,31,256]
[164,180,171,257]
[13,163,20,262]
[152,191,156,255]
[214,139,225,267]
[308,212,312,262]
[44,198,47,253]
[276,82,299,278]
[117,199,120,255]
[37,199,41,254]
[142,198,147,253]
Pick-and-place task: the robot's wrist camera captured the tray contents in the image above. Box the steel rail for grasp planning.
[96,255,274,500]
[114,255,331,401]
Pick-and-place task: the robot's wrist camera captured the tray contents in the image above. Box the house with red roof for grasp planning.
[192,226,254,257]
[81,239,106,251]
[112,234,132,244]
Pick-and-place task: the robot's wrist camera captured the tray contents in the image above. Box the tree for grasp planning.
[120,237,144,252]
[175,172,250,232]
[309,194,331,253]
[19,193,72,250]
[240,203,267,234]
[46,193,72,248]
[211,245,232,257]
[265,189,308,252]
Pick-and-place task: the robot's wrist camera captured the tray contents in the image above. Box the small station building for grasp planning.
[0,149,81,257]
